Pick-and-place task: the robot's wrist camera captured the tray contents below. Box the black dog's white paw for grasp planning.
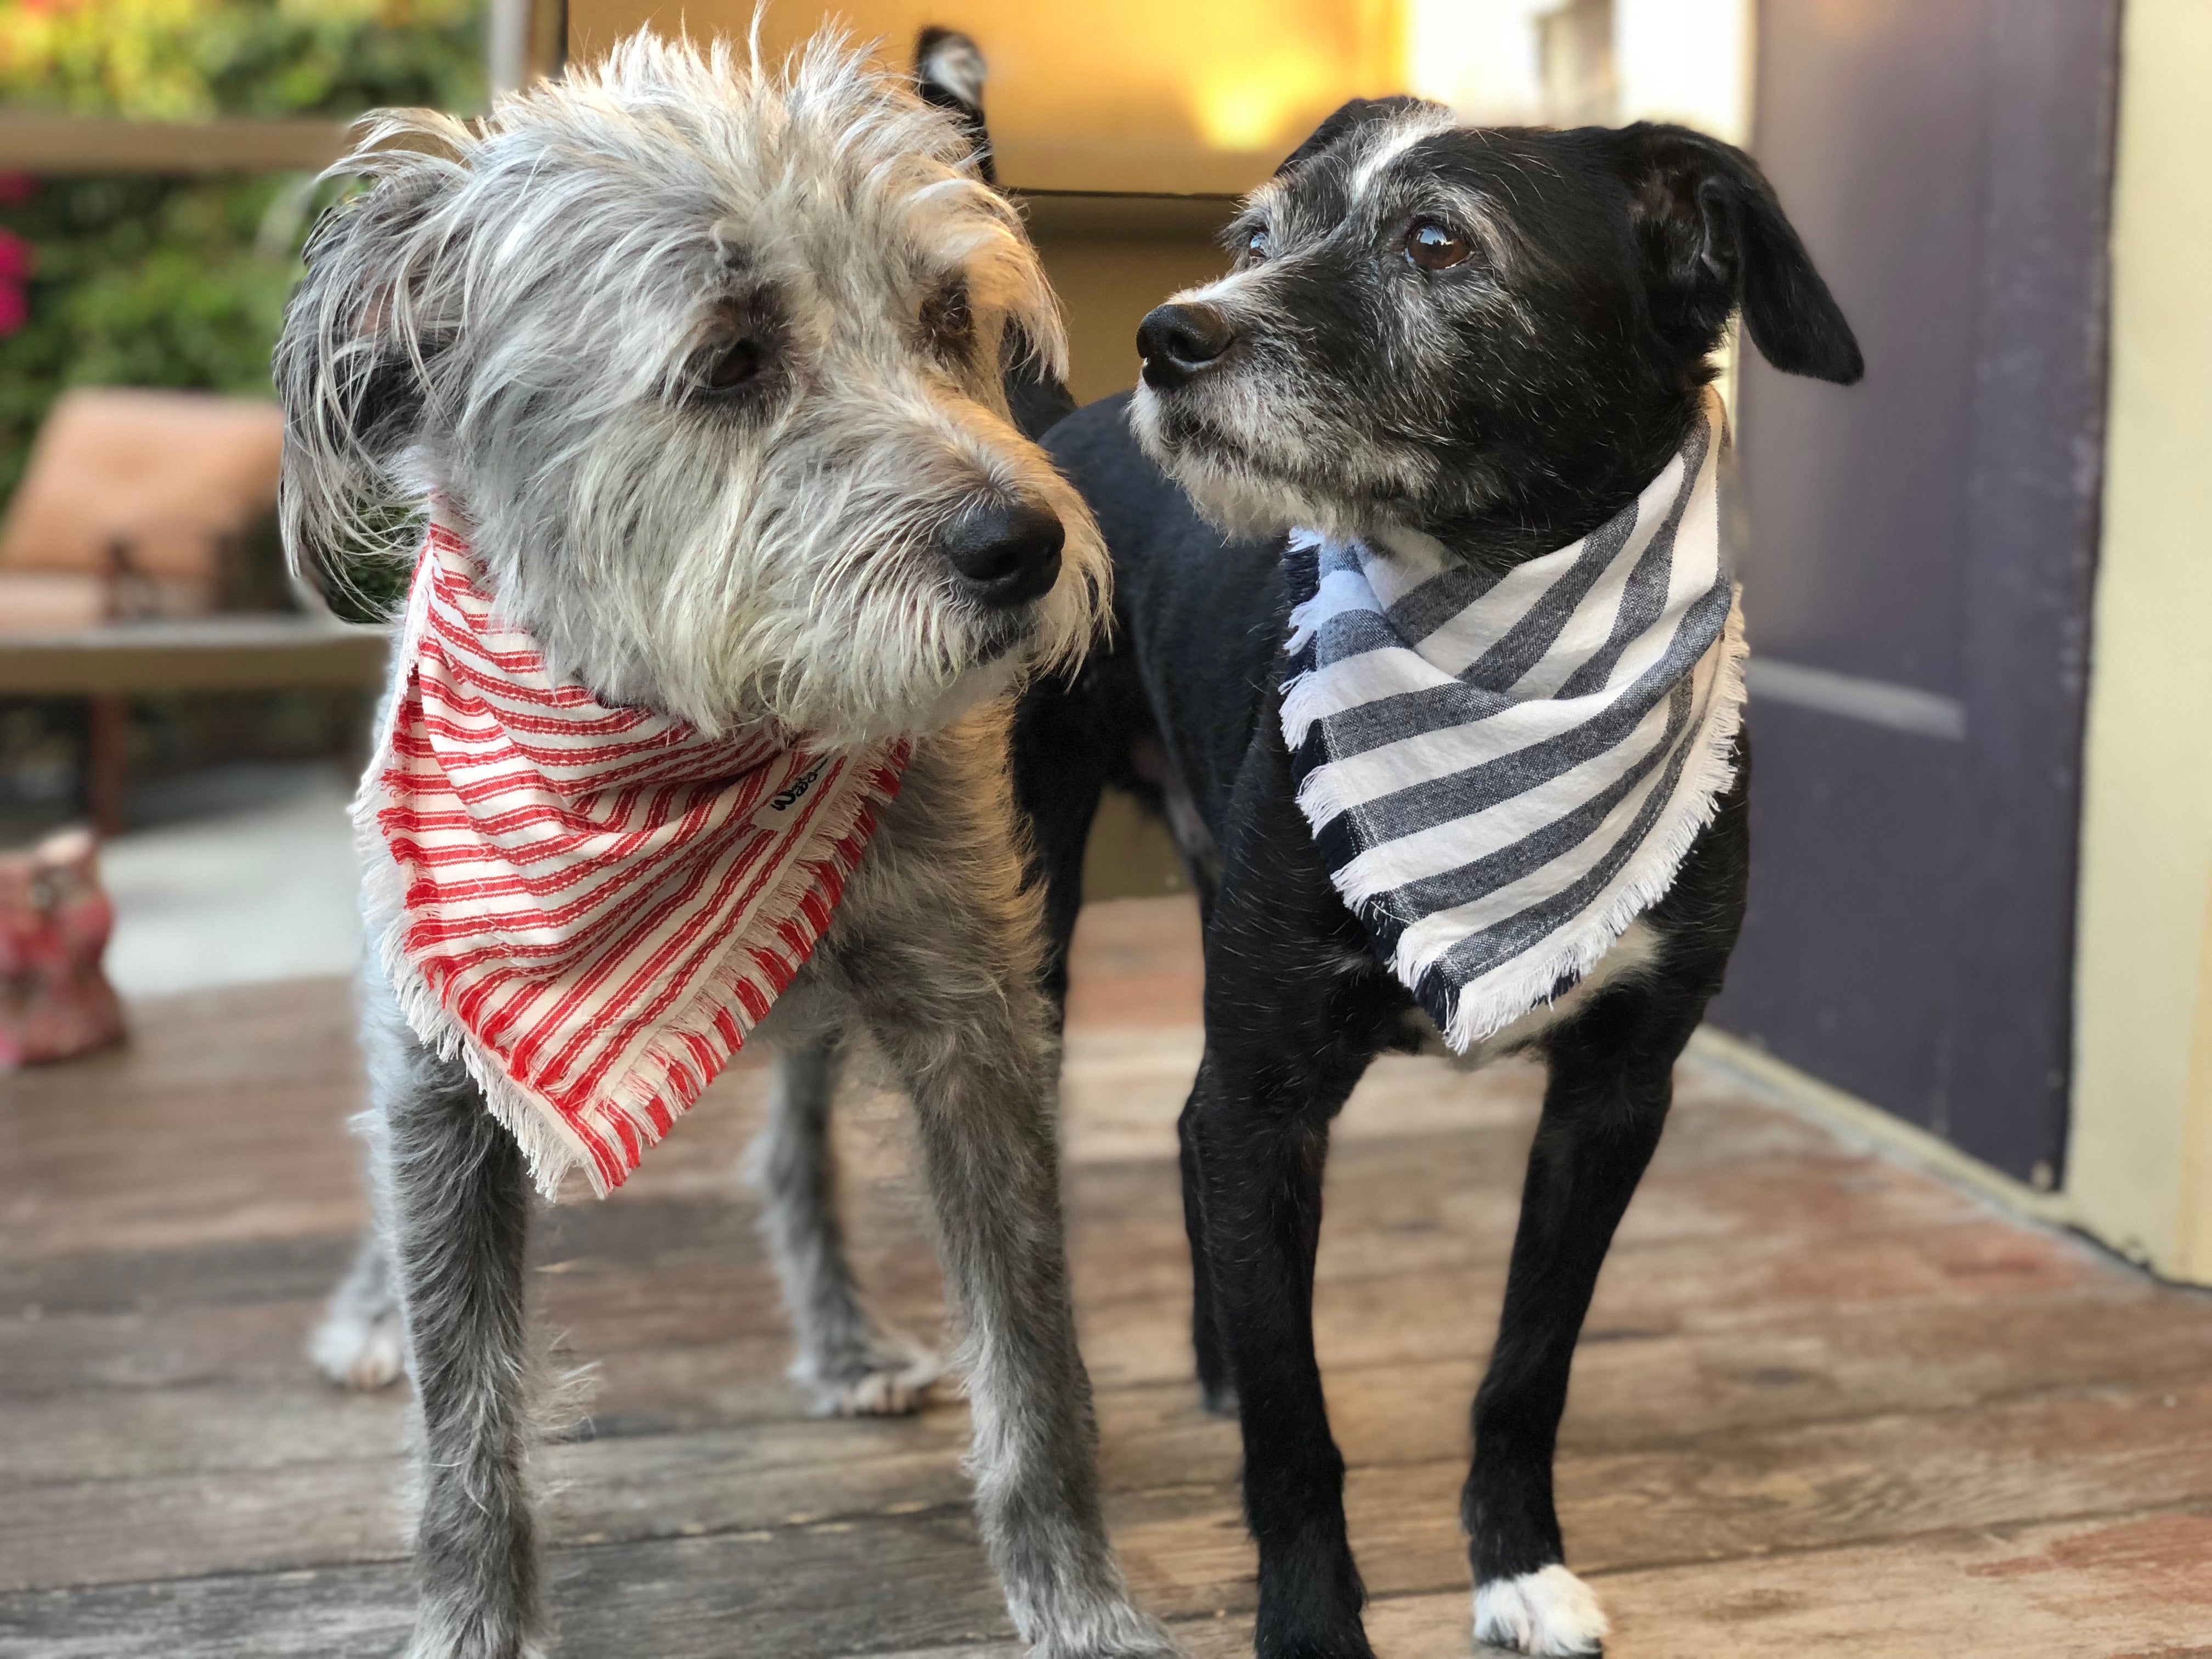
[1473,1565,1609,1655]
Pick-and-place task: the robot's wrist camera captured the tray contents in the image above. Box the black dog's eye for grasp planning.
[1238,227,1272,269]
[703,336,764,391]
[921,281,975,355]
[1404,219,1472,272]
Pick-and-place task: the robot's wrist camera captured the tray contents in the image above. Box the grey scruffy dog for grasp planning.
[278,29,1173,1659]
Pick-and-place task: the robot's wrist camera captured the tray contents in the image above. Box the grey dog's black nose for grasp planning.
[1138,302,1236,390]
[943,498,1064,607]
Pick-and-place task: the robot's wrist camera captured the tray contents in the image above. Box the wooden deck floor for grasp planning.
[4,894,2210,1659]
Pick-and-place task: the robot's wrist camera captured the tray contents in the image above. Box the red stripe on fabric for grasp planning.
[531,828,780,1100]
[423,612,583,697]
[388,775,698,921]
[391,791,743,929]
[496,810,772,1072]
[582,1123,623,1189]
[458,792,761,1040]
[457,830,773,1053]
[550,756,851,1104]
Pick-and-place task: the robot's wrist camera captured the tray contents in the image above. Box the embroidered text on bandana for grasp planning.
[1280,387,1746,1052]
[357,523,909,1197]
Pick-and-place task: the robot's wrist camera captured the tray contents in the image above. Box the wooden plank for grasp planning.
[0,619,388,695]
[0,1161,2135,1410]
[0,1113,1986,1318]
[1285,1508,2212,1659]
[7,916,2210,1656]
[5,1488,2210,1659]
[13,1279,2208,1494]
[0,1514,1016,1659]
[0,114,352,175]
[10,1344,2210,1596]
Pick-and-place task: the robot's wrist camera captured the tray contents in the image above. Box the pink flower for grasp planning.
[0,283,26,338]
[0,174,32,207]
[0,232,33,284]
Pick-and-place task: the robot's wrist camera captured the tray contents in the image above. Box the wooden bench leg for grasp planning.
[84,693,129,839]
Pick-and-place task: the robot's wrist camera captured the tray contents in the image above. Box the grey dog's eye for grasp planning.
[1238,227,1272,268]
[703,336,764,391]
[921,281,974,354]
[1405,219,1472,271]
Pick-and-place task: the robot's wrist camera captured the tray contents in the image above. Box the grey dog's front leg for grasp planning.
[753,1036,940,1415]
[875,1010,1164,1655]
[847,967,1171,1659]
[365,992,542,1659]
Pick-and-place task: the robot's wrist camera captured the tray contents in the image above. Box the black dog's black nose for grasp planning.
[943,498,1064,607]
[1138,302,1236,390]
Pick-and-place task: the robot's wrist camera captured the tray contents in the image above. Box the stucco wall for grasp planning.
[2066,0,2212,1281]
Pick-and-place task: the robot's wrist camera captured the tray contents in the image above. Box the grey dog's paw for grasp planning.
[1030,1604,1187,1659]
[309,1301,405,1391]
[798,1335,941,1418]
[401,1624,547,1659]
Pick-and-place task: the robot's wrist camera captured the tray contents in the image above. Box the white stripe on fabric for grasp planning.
[1505,454,1679,699]
[1413,548,1573,677]
[1330,695,1676,902]
[1385,708,1685,972]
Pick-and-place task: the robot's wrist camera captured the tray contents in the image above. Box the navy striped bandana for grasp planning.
[1279,387,1747,1051]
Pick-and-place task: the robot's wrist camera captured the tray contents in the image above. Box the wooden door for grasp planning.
[1711,0,2120,1185]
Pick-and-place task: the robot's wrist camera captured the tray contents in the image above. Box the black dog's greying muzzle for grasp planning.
[1137,302,1237,391]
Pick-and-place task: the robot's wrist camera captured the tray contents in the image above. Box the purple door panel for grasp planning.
[1712,0,2119,1183]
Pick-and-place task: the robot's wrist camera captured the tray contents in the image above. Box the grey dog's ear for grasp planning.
[1617,122,1863,385]
[274,154,461,599]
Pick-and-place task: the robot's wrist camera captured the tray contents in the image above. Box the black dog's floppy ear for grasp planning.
[1274,95,1442,178]
[915,27,995,185]
[1620,122,1863,385]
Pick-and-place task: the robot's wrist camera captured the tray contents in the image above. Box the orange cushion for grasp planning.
[0,388,283,583]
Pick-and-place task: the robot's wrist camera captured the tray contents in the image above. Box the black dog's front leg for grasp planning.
[1177,1097,1237,1413]
[1463,995,1694,1656]
[1187,788,1402,1659]
[1189,1040,1373,1659]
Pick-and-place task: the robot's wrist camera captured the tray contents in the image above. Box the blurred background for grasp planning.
[1,0,2207,1286]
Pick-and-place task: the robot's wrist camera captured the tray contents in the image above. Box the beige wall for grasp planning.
[1024,204,1221,902]
[1018,198,1233,407]
[568,0,1401,194]
[2066,0,2212,1282]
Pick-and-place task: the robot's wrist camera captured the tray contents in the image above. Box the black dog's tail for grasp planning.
[914,27,1076,442]
[915,26,994,184]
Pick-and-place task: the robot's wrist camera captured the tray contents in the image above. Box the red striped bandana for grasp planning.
[356,523,908,1197]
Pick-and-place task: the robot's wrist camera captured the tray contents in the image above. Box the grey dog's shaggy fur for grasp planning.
[281,32,1172,1659]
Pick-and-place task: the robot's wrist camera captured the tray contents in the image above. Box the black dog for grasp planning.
[1014,100,1861,1657]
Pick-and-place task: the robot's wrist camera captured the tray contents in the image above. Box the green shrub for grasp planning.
[0,0,487,505]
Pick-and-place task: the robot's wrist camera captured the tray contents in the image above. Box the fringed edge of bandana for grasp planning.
[355,761,903,1202]
[1409,593,1749,1053]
